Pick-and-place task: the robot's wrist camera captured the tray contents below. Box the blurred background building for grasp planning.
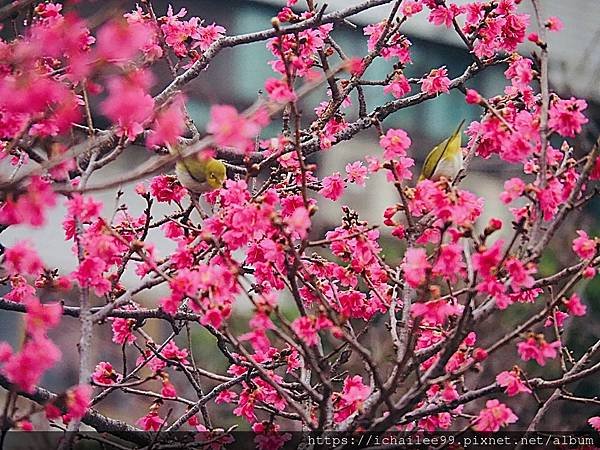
[1,0,599,430]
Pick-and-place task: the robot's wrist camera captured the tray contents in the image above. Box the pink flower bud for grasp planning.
[473,348,488,362]
[465,89,482,104]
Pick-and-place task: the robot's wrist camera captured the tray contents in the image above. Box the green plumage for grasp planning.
[418,120,465,182]
[167,144,226,193]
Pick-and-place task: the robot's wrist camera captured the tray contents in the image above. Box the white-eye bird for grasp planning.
[418,120,465,182]
[167,144,227,194]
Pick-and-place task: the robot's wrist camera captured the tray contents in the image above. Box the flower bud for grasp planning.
[484,218,503,236]
[473,348,488,362]
[465,89,482,105]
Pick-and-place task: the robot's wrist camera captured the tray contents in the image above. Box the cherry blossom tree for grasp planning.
[0,0,599,447]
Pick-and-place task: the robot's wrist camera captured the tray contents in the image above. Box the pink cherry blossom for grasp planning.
[253,422,291,450]
[96,20,155,62]
[363,21,412,61]
[146,96,186,148]
[500,178,526,204]
[320,173,345,200]
[402,0,423,17]
[277,7,296,23]
[333,375,370,422]
[465,89,481,104]
[4,276,36,303]
[136,411,165,431]
[159,7,225,57]
[432,243,465,282]
[496,369,531,396]
[345,57,365,76]
[517,335,560,366]
[537,177,566,220]
[2,335,61,393]
[195,23,226,51]
[473,399,518,431]
[72,257,111,297]
[285,207,311,240]
[548,97,588,138]
[583,266,596,279]
[65,385,91,420]
[0,0,594,437]
[546,16,564,32]
[505,257,536,290]
[380,128,411,159]
[162,340,190,364]
[564,293,587,317]
[572,230,596,260]
[24,297,62,337]
[428,4,463,28]
[412,299,460,325]
[100,70,155,140]
[544,310,569,328]
[0,343,12,363]
[501,11,529,52]
[215,390,238,404]
[3,241,44,276]
[161,380,177,398]
[420,67,451,95]
[206,105,263,153]
[384,74,411,98]
[501,134,534,163]
[345,161,368,186]
[291,316,330,347]
[402,248,430,288]
[0,176,57,227]
[65,194,102,224]
[149,175,187,203]
[92,362,120,385]
[264,78,296,103]
[111,318,136,345]
[159,6,197,57]
[472,240,504,277]
[505,57,533,90]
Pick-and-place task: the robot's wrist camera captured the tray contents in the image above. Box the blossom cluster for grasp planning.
[0,0,597,444]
